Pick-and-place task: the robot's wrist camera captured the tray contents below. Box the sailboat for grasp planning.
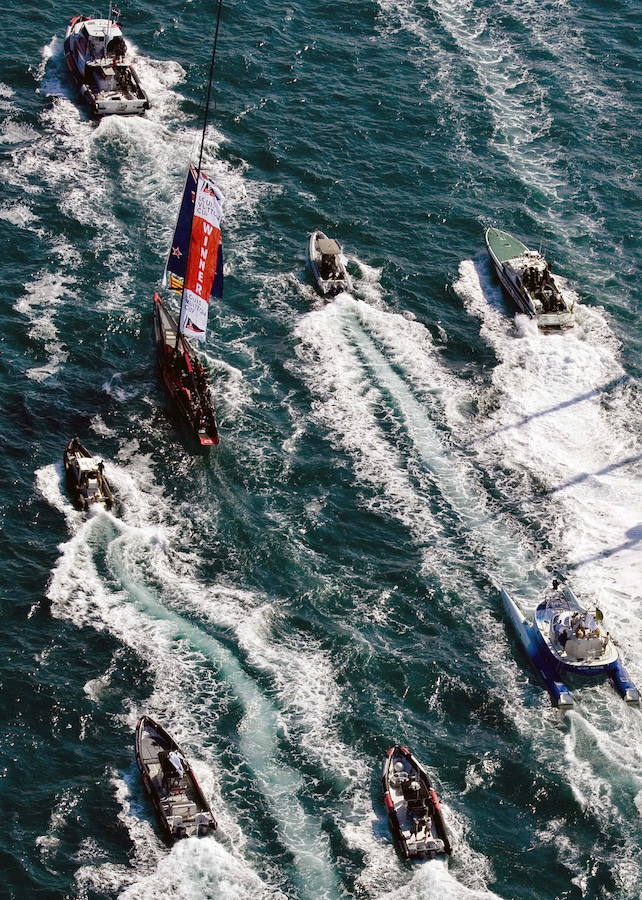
[153,3,225,447]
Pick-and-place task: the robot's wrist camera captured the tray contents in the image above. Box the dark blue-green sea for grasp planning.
[1,0,641,896]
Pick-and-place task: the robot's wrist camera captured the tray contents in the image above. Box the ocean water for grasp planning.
[0,0,641,897]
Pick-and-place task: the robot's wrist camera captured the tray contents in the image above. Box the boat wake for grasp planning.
[292,274,642,895]
[36,457,347,898]
[453,258,642,894]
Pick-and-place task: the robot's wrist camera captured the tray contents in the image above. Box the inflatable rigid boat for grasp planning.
[382,744,452,860]
[307,230,353,297]
[135,716,217,840]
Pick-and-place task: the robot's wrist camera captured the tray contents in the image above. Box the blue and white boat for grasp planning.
[501,581,639,708]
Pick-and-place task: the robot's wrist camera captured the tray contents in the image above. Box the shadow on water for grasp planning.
[475,376,630,444]
[567,523,642,571]
[549,451,642,494]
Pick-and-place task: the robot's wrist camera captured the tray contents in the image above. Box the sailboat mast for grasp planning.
[175,0,224,351]
[106,2,113,57]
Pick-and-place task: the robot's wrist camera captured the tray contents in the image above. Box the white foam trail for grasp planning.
[0,82,15,111]
[0,203,38,228]
[454,259,642,598]
[297,293,539,590]
[505,0,626,118]
[376,0,560,198]
[293,295,514,894]
[37,461,340,899]
[377,860,502,899]
[14,270,73,381]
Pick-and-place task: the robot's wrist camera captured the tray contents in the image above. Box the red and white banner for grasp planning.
[179,173,224,342]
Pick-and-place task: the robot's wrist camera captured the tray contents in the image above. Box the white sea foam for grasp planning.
[376,0,560,199]
[293,293,519,894]
[296,293,539,590]
[505,0,626,118]
[14,270,74,380]
[36,788,80,858]
[0,203,38,229]
[454,258,642,600]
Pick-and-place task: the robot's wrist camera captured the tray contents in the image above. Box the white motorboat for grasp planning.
[485,227,575,330]
[307,231,353,297]
[64,13,150,117]
[502,580,639,708]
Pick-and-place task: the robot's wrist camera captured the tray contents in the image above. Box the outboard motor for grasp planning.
[168,814,185,837]
[195,812,211,835]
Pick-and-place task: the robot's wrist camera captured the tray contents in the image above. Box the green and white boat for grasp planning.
[485,228,575,330]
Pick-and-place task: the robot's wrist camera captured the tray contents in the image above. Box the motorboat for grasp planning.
[63,437,113,512]
[382,745,451,860]
[485,227,575,330]
[153,294,219,447]
[501,580,639,708]
[135,716,217,840]
[64,14,150,117]
[307,231,353,297]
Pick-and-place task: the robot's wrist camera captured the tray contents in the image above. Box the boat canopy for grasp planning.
[80,19,123,39]
[77,457,99,472]
[317,237,341,255]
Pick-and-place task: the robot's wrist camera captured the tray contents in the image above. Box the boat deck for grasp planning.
[139,728,203,827]
[486,227,529,263]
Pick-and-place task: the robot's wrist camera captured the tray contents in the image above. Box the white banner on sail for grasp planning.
[179,288,209,342]
[194,177,224,226]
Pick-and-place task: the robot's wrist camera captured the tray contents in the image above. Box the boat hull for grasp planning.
[382,745,451,860]
[135,716,216,840]
[153,294,219,446]
[501,588,574,708]
[485,228,574,330]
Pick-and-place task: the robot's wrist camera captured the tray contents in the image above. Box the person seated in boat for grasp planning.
[320,254,337,280]
[403,779,423,808]
[194,361,209,393]
[106,35,127,61]
[391,761,408,785]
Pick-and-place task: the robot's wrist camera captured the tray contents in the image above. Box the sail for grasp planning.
[178,172,224,342]
[163,166,198,294]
